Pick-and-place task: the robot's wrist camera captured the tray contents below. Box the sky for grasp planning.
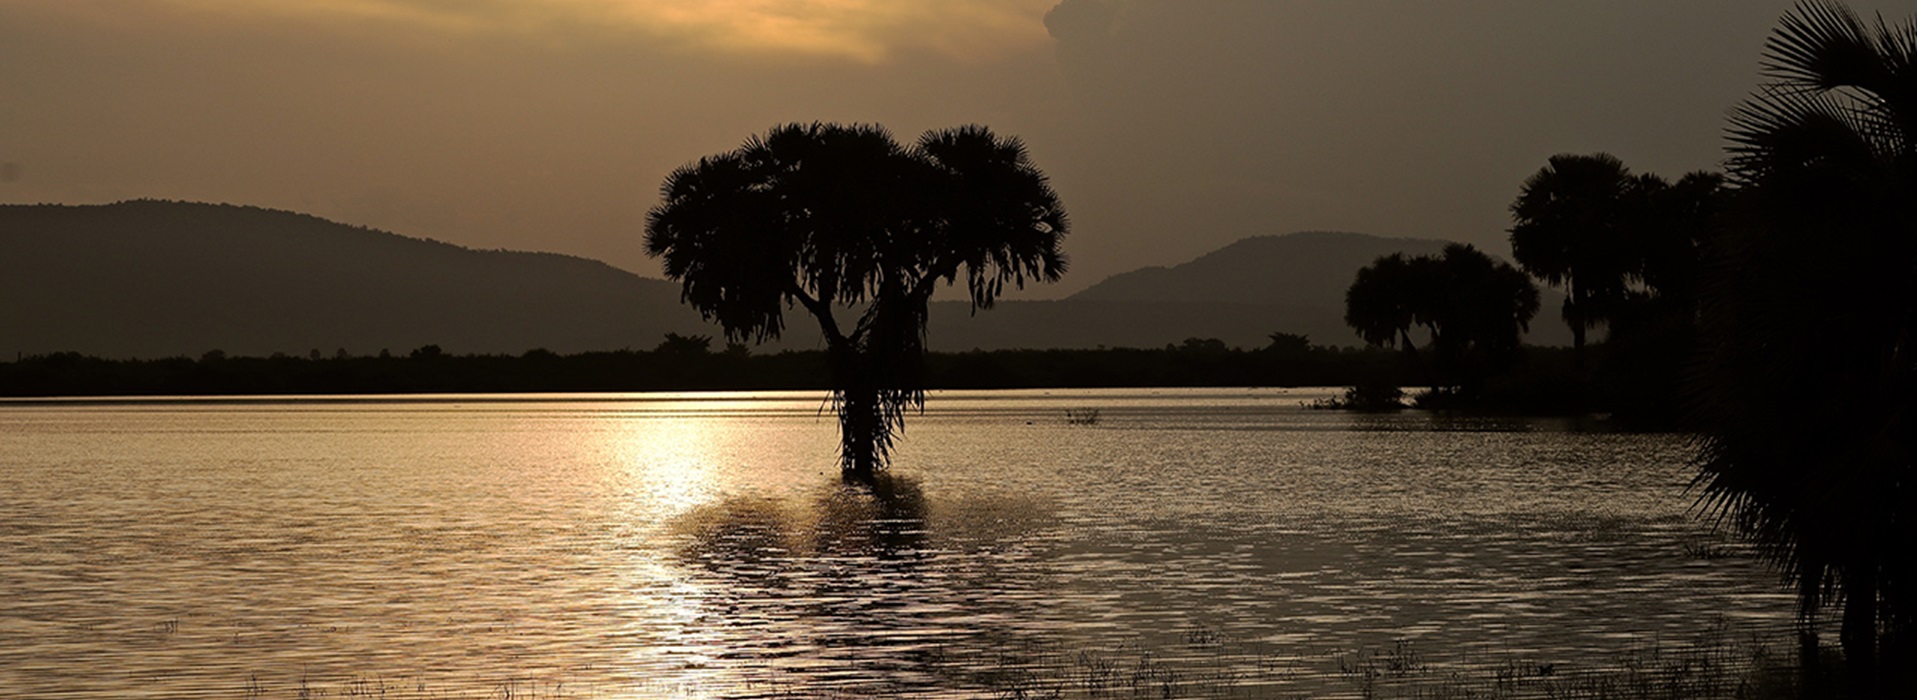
[6,0,1917,298]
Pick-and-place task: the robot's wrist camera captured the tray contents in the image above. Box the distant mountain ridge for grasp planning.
[1062,230,1569,348]
[0,201,1568,359]
[0,201,714,358]
[1071,231,1451,305]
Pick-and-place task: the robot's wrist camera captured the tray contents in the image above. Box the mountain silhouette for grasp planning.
[1071,231,1451,304]
[0,201,713,358]
[1029,230,1571,349]
[1,202,1569,358]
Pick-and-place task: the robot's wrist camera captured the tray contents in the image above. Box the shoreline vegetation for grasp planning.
[226,619,1822,699]
[0,338,1679,425]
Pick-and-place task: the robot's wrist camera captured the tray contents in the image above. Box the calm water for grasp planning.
[0,388,1792,698]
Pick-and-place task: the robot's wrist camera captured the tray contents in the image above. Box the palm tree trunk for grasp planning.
[837,384,881,483]
[1398,327,1433,392]
[1798,568,1824,692]
[827,341,881,483]
[1565,289,1587,372]
[1841,568,1878,694]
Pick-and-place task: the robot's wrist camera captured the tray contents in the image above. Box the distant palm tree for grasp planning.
[1634,171,1725,308]
[1593,170,1726,426]
[1344,245,1538,395]
[1509,153,1649,364]
[1344,252,1427,353]
[645,123,1067,481]
[1426,244,1541,370]
[1693,1,1917,690]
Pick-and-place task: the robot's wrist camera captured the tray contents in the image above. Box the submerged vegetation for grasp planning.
[1307,383,1407,412]
[226,621,1817,699]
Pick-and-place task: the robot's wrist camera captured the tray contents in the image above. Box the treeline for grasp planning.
[1344,4,1917,690]
[0,334,1599,402]
[1336,153,1722,426]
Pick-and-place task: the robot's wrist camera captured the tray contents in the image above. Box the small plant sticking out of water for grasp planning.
[342,675,390,697]
[255,673,584,699]
[1182,625,1223,648]
[1309,384,1406,411]
[1339,638,1426,698]
[1682,536,1736,561]
[227,620,1816,699]
[957,619,1809,699]
[1064,408,1102,425]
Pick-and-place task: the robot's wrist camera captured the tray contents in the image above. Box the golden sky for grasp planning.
[7,1,1917,293]
[116,0,1056,62]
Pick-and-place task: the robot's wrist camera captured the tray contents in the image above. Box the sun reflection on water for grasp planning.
[609,411,730,521]
[0,390,1799,698]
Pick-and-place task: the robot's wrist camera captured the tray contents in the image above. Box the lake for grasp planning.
[0,388,1796,698]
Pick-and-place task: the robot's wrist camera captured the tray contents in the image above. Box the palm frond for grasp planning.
[1766,1,1885,93]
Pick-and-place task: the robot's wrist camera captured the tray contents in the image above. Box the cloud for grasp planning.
[1043,0,1119,44]
[629,0,1054,61]
[80,0,1058,62]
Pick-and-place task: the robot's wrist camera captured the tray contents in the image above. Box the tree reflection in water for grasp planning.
[665,473,1060,695]
[671,472,929,570]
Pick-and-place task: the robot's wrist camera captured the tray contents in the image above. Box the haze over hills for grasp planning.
[0,201,714,358]
[0,201,1569,359]
[1051,231,1572,348]
[1071,231,1453,304]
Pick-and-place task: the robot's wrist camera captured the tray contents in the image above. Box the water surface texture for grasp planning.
[0,389,1790,698]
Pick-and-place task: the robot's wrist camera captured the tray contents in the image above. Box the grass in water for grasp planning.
[958,619,1819,699]
[238,620,1825,699]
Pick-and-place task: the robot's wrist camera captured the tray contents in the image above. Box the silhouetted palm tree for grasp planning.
[1693,1,1917,691]
[1344,252,1427,353]
[1429,244,1540,374]
[1509,153,1649,364]
[1590,171,1726,426]
[645,123,1068,481]
[1635,171,1725,308]
[1344,245,1539,396]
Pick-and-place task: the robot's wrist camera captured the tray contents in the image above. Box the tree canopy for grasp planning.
[645,122,1068,479]
[1343,244,1539,396]
[1692,1,1917,691]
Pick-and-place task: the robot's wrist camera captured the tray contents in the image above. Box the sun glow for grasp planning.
[613,0,1053,62]
[613,413,726,519]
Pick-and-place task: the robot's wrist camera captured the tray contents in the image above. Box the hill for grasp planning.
[0,201,715,358]
[1048,230,1571,348]
[1,202,1567,358]
[1070,230,1452,305]
[923,299,1349,351]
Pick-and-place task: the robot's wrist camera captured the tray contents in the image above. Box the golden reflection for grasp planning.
[644,475,1063,694]
[612,414,725,520]
[612,558,731,699]
[623,476,932,697]
[670,473,929,567]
